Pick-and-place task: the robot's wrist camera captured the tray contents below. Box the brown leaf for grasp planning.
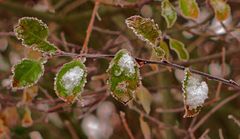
[139,115,151,139]
[136,85,152,114]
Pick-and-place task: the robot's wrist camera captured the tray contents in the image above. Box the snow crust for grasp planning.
[118,53,135,75]
[185,77,208,109]
[61,66,84,92]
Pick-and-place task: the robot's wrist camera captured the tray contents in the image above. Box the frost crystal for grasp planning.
[118,53,135,75]
[185,77,208,109]
[61,66,84,92]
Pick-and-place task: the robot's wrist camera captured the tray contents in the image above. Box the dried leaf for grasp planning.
[210,0,231,21]
[21,85,39,104]
[136,85,152,114]
[22,107,33,127]
[0,119,10,139]
[2,107,20,127]
[139,116,151,139]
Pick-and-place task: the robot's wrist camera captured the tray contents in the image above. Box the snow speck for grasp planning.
[118,53,135,75]
[61,66,84,92]
[185,77,208,109]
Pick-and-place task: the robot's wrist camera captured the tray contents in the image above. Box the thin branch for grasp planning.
[64,120,80,139]
[228,115,240,127]
[155,107,184,113]
[130,106,187,134]
[199,128,210,139]
[218,128,224,139]
[192,93,240,132]
[57,51,240,90]
[93,26,121,35]
[0,31,15,36]
[179,48,240,65]
[81,0,100,54]
[120,111,136,139]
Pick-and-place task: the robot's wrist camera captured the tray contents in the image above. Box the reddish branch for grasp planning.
[81,0,100,54]
[120,111,136,139]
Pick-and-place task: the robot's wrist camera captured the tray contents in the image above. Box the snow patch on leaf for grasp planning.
[185,77,208,109]
[61,66,84,93]
[54,60,87,103]
[118,53,135,75]
[182,68,208,117]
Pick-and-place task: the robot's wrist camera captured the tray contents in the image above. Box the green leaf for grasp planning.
[136,85,152,114]
[153,40,170,60]
[54,60,87,103]
[179,0,200,20]
[14,17,58,54]
[210,0,231,21]
[12,59,44,89]
[161,0,177,28]
[169,38,189,61]
[107,49,141,104]
[125,15,161,46]
[182,68,208,117]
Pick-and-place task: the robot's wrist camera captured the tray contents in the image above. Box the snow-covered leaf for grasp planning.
[169,38,189,61]
[136,85,152,114]
[182,68,208,117]
[54,60,87,103]
[14,17,58,54]
[11,59,44,89]
[161,0,177,28]
[179,0,200,20]
[139,116,151,139]
[210,0,231,21]
[125,15,161,46]
[107,49,141,104]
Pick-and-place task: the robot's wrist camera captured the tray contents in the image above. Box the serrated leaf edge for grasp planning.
[106,49,142,105]
[14,17,58,55]
[125,15,162,47]
[11,58,44,90]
